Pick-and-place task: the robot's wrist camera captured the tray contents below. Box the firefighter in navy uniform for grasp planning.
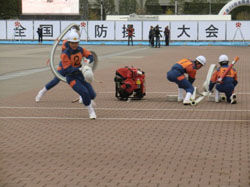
[209,54,238,104]
[35,26,92,104]
[167,56,206,105]
[61,30,96,119]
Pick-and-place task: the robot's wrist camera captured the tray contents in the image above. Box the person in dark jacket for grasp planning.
[149,26,154,47]
[164,26,170,46]
[37,26,43,43]
[154,25,162,48]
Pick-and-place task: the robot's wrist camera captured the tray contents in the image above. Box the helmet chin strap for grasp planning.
[194,60,199,68]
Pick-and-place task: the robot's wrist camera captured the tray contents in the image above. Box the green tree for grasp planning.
[169,0,185,14]
[119,0,129,15]
[145,0,162,15]
[169,0,229,15]
[88,9,99,20]
[119,0,138,15]
[165,8,174,15]
[184,0,209,15]
[92,0,115,20]
[231,6,250,20]
[136,7,146,15]
[79,0,89,19]
[0,0,19,19]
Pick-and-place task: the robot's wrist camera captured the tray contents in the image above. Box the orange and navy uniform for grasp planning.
[167,58,198,94]
[209,65,238,92]
[62,40,70,51]
[45,41,93,92]
[61,46,92,75]
[61,46,95,106]
[175,58,197,83]
[53,40,70,72]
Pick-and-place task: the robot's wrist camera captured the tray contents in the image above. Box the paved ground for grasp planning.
[0,44,250,187]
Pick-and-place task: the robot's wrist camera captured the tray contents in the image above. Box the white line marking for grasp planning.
[0,106,249,112]
[110,56,143,59]
[97,91,250,95]
[0,116,249,122]
[0,67,49,80]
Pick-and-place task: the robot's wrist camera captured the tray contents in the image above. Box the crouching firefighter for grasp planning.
[167,56,206,105]
[208,54,238,104]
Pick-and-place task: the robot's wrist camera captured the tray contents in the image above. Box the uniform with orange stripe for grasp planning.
[167,56,206,104]
[45,39,93,90]
[61,30,96,119]
[35,26,92,104]
[61,39,95,104]
[209,55,238,104]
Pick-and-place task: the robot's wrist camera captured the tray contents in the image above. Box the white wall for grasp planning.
[0,19,249,41]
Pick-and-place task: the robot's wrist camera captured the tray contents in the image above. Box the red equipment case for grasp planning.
[114,66,146,100]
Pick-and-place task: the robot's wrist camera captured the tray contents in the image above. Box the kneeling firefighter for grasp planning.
[167,55,206,105]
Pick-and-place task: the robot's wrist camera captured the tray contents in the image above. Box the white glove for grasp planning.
[81,65,94,83]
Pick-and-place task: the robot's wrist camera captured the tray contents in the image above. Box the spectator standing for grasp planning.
[164,26,170,46]
[127,25,134,46]
[149,26,154,47]
[154,25,161,48]
[37,26,43,43]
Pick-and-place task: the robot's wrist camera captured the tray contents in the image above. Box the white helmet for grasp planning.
[70,27,81,37]
[219,54,229,62]
[67,30,80,42]
[196,55,206,65]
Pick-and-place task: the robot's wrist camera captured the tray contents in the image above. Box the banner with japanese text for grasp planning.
[88,21,114,40]
[142,21,170,41]
[34,21,60,40]
[2,20,250,41]
[61,21,88,40]
[198,21,226,40]
[0,20,6,39]
[226,21,250,40]
[7,20,33,40]
[170,21,198,41]
[115,21,142,40]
